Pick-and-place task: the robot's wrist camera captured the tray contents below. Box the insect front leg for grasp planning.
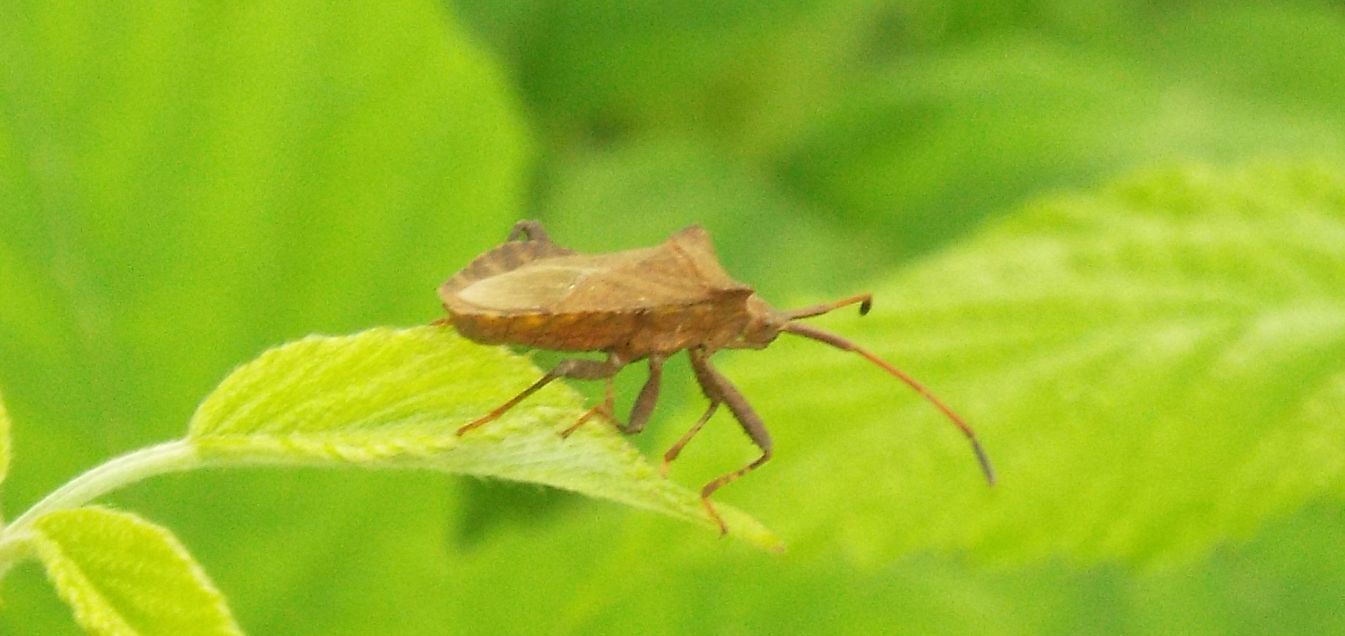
[688,347,774,536]
[457,354,626,436]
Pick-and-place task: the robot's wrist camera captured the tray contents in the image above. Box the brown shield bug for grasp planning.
[439,220,993,534]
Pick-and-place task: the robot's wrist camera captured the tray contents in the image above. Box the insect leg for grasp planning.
[619,354,666,435]
[559,376,617,438]
[506,220,550,243]
[688,348,773,535]
[456,355,625,436]
[661,401,718,478]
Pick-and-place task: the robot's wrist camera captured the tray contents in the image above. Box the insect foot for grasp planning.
[559,378,620,438]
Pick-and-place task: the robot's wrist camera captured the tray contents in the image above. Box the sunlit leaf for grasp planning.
[30,507,240,636]
[187,326,780,550]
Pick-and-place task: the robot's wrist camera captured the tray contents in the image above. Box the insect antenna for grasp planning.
[784,293,873,320]
[781,317,996,486]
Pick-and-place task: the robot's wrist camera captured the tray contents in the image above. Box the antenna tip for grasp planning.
[859,296,873,316]
[971,440,996,487]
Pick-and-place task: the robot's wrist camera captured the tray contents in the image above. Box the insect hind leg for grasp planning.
[688,348,773,536]
[457,354,625,436]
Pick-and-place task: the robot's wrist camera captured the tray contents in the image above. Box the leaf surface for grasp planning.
[30,507,240,636]
[187,326,779,550]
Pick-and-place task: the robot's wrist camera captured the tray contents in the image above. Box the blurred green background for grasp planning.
[3,1,1344,633]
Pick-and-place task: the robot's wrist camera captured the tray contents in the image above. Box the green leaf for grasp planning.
[708,162,1345,565]
[29,507,240,636]
[779,32,1345,258]
[186,326,780,550]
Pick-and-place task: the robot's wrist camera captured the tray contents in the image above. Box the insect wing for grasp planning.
[453,259,604,312]
[439,235,576,305]
[545,225,751,311]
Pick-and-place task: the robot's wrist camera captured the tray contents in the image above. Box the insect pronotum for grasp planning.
[439,220,994,534]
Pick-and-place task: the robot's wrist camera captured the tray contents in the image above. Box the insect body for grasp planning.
[440,220,993,534]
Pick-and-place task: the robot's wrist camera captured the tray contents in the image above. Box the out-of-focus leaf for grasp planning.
[456,0,883,154]
[1129,3,1345,108]
[423,476,1345,635]
[30,507,240,636]
[0,1,531,502]
[779,35,1345,258]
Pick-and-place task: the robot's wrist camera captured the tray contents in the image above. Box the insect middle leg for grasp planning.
[456,354,626,436]
[561,353,667,437]
[687,347,773,535]
[661,401,717,478]
[558,376,617,437]
[620,354,666,434]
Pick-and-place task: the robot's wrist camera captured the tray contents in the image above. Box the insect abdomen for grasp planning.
[450,298,746,354]
[624,301,743,353]
[448,310,639,351]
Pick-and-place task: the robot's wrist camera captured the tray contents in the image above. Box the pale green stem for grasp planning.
[7,440,200,532]
[0,531,32,562]
[0,440,201,580]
